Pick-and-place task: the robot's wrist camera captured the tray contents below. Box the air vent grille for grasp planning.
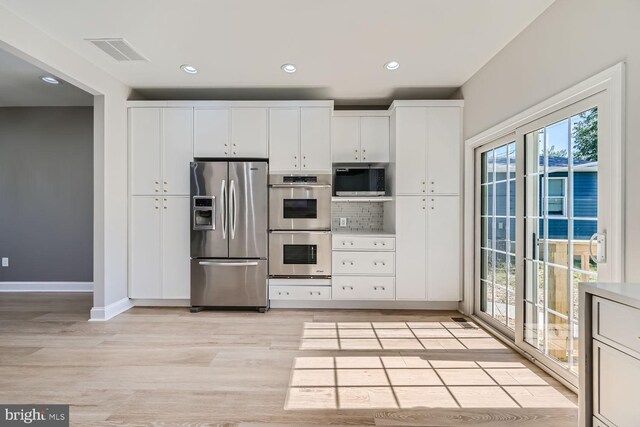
[86,38,148,62]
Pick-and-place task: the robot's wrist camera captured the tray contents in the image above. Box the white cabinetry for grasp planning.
[395,196,460,301]
[392,105,461,195]
[269,107,331,172]
[130,196,190,299]
[332,114,389,163]
[332,235,396,300]
[194,107,268,158]
[130,107,192,196]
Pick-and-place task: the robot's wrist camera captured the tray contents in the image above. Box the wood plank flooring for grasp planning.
[0,293,578,426]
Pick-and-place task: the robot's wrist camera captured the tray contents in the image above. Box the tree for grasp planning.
[572,108,598,162]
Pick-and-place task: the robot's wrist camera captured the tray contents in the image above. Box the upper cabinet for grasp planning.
[391,104,462,196]
[194,107,268,158]
[269,107,332,172]
[332,114,389,163]
[130,107,192,196]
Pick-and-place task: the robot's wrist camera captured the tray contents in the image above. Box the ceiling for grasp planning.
[0,0,554,105]
[0,48,93,107]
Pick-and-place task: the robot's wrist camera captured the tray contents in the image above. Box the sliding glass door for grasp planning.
[474,91,616,387]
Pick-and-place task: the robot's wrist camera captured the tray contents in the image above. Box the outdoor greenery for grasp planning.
[572,108,598,162]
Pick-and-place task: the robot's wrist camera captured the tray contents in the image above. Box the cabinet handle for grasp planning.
[155,189,159,193]
[342,242,346,246]
[342,286,353,290]
[374,286,386,291]
[350,242,354,245]
[155,181,159,184]
[164,181,167,185]
[363,149,366,153]
[422,206,426,210]
[233,152,236,155]
[374,242,378,245]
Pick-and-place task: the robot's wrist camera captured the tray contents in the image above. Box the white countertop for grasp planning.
[580,282,640,309]
[332,231,395,238]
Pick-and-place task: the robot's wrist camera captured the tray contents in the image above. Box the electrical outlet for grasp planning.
[339,218,348,227]
[1,257,8,267]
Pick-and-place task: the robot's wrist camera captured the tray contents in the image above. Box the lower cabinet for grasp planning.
[270,286,331,300]
[332,277,394,300]
[332,235,396,300]
[395,195,460,301]
[130,196,190,299]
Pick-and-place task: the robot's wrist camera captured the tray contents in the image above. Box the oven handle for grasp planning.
[269,184,331,188]
[269,230,331,234]
[198,261,259,267]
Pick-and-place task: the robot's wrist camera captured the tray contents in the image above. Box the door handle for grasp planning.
[589,232,606,263]
[269,184,331,188]
[230,179,237,240]
[198,261,259,267]
[220,180,227,239]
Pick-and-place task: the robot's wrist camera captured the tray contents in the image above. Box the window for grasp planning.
[547,177,567,216]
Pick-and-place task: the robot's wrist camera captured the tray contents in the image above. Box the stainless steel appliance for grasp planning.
[190,161,269,312]
[268,174,332,230]
[268,173,332,278]
[334,167,386,196]
[269,231,331,277]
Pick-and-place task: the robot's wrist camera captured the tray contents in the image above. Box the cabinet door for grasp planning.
[231,108,268,158]
[301,107,331,171]
[130,197,162,298]
[395,107,427,195]
[395,196,426,299]
[269,108,300,172]
[162,108,192,195]
[427,196,460,301]
[332,116,360,162]
[427,108,461,195]
[130,108,161,195]
[360,117,389,163]
[161,197,190,299]
[194,108,229,157]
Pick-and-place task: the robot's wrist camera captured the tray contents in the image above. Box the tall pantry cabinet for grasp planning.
[128,108,191,299]
[390,101,463,302]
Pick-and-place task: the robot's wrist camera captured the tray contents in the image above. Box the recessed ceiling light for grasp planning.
[384,61,400,71]
[281,64,297,73]
[40,76,60,85]
[180,64,198,74]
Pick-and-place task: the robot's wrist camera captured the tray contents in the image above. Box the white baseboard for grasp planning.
[269,300,460,310]
[90,297,134,321]
[0,282,93,292]
[131,298,190,307]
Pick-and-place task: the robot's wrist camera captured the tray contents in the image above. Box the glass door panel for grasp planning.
[523,107,598,376]
[478,141,516,331]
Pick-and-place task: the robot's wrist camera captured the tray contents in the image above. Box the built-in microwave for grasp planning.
[334,167,385,196]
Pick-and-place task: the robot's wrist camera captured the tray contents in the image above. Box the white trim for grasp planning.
[131,298,190,307]
[126,100,334,108]
[389,100,464,110]
[0,282,93,292]
[333,110,390,117]
[463,62,626,316]
[269,300,459,310]
[89,297,133,321]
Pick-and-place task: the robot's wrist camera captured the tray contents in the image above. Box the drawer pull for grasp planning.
[342,286,354,290]
[342,261,354,266]
[350,242,354,245]
[309,291,321,296]
[373,286,386,291]
[374,262,386,266]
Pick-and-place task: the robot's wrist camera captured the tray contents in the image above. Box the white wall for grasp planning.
[0,5,130,316]
[461,0,640,281]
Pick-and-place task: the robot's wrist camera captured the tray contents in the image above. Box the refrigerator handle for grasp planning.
[198,261,259,267]
[220,179,227,239]
[230,179,237,240]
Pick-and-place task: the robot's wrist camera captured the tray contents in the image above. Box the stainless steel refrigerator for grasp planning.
[190,161,269,312]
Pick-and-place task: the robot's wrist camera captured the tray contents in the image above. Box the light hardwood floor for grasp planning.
[0,293,578,426]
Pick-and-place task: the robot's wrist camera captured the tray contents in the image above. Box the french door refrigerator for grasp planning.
[190,161,268,312]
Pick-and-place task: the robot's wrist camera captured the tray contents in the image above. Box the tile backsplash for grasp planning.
[332,201,384,232]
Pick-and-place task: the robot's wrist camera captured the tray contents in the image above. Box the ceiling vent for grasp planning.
[86,38,148,62]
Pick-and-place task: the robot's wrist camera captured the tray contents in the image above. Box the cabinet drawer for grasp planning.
[593,340,640,427]
[332,236,395,251]
[269,285,331,300]
[332,276,394,300]
[332,251,395,275]
[594,297,640,357]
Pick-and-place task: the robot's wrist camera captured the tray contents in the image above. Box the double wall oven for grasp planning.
[268,174,332,278]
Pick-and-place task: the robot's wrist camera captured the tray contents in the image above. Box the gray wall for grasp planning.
[0,107,93,282]
[460,0,640,281]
